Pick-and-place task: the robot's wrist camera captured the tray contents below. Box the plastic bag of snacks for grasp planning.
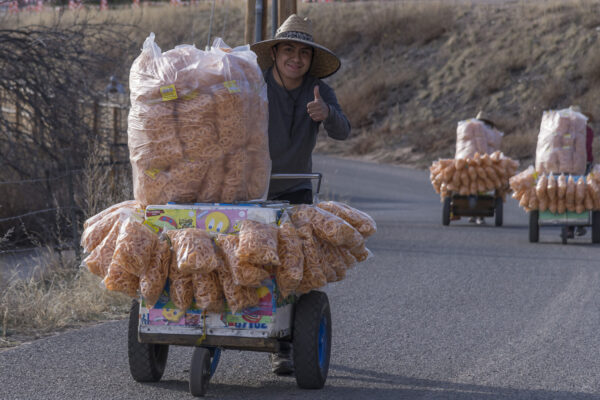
[192,271,224,313]
[276,214,304,298]
[291,204,364,249]
[455,119,503,159]
[316,201,377,238]
[217,234,270,287]
[215,246,260,313]
[128,34,270,206]
[111,215,159,277]
[535,108,587,175]
[236,219,280,266]
[167,229,219,275]
[139,239,171,307]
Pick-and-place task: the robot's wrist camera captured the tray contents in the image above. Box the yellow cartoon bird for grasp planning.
[205,211,230,233]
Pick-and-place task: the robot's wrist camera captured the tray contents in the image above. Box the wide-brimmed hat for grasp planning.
[476,111,497,129]
[250,14,341,79]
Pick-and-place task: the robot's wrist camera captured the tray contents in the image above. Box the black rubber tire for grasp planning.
[561,227,568,245]
[494,197,503,227]
[529,211,539,243]
[128,300,169,382]
[592,211,600,243]
[442,197,451,226]
[293,291,331,390]
[189,347,211,397]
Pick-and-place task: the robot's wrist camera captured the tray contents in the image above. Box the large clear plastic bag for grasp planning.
[535,108,587,175]
[455,119,503,159]
[128,33,271,206]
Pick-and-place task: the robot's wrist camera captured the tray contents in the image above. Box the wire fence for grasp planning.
[0,94,131,253]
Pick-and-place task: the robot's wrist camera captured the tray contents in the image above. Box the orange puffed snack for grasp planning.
[170,277,194,311]
[317,238,347,283]
[81,206,130,254]
[167,229,219,275]
[350,242,372,262]
[83,220,123,279]
[83,200,139,230]
[317,201,377,238]
[103,261,140,298]
[112,217,158,277]
[294,224,327,295]
[292,205,364,249]
[215,247,260,313]
[276,218,304,298]
[218,234,270,287]
[237,219,280,266]
[139,239,171,308]
[192,271,224,313]
[166,241,193,311]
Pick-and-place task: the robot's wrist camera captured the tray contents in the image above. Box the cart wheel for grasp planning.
[592,211,600,243]
[494,197,503,227]
[189,347,212,397]
[529,211,539,243]
[442,197,451,226]
[561,227,568,245]
[128,300,169,382]
[293,291,331,390]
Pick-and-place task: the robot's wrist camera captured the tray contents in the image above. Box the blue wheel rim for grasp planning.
[210,348,221,378]
[318,315,328,369]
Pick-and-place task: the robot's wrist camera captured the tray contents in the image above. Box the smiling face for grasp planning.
[272,41,313,89]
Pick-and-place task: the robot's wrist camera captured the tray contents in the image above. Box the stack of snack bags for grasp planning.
[535,108,587,175]
[430,119,519,200]
[430,151,519,200]
[455,118,503,159]
[509,165,600,213]
[81,200,376,313]
[510,107,596,213]
[128,33,270,206]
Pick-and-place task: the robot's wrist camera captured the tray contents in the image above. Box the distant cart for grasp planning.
[127,174,333,397]
[442,190,503,227]
[528,209,600,244]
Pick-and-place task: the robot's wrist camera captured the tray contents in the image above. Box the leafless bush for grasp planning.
[0,19,136,248]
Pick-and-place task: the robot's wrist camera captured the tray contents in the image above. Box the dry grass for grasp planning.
[0,251,130,348]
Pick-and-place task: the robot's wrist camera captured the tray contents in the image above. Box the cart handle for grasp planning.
[270,173,323,203]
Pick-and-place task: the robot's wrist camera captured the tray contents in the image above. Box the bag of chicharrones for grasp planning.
[535,108,587,175]
[455,119,503,159]
[128,33,270,207]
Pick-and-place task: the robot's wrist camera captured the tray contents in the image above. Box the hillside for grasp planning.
[312,0,600,169]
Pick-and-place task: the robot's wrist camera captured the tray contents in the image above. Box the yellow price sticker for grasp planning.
[223,80,241,93]
[160,84,178,101]
[144,168,161,179]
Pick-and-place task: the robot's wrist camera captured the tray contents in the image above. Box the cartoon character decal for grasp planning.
[205,211,230,233]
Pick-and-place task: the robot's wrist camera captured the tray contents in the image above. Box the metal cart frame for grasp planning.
[442,190,504,227]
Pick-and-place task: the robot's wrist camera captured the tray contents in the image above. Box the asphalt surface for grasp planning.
[2,155,600,399]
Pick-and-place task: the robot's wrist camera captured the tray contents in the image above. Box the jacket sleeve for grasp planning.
[318,81,351,140]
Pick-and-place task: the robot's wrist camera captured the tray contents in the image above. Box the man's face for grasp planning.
[273,41,313,84]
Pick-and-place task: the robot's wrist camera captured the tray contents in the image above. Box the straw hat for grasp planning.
[250,14,341,79]
[475,111,497,129]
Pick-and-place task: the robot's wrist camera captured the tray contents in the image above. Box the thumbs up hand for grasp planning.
[307,85,329,122]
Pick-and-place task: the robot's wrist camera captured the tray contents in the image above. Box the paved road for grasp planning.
[2,155,600,399]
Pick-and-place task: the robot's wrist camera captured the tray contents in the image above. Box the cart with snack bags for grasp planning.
[510,108,600,244]
[80,34,375,397]
[430,117,519,226]
[128,174,334,397]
